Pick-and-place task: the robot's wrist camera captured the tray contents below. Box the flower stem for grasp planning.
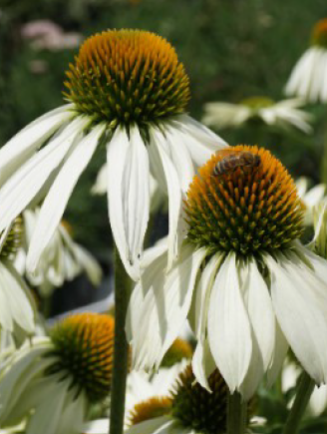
[283,371,315,434]
[109,247,132,434]
[227,392,247,434]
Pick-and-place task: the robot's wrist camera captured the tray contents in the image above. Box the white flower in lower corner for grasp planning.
[127,145,327,401]
[83,365,260,434]
[14,208,102,297]
[203,97,312,133]
[0,29,226,282]
[285,18,327,103]
[0,218,35,336]
[0,313,115,434]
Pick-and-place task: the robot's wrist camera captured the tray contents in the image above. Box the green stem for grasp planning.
[109,247,132,434]
[227,392,247,434]
[283,371,315,434]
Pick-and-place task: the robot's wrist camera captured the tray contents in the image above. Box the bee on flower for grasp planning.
[127,145,327,400]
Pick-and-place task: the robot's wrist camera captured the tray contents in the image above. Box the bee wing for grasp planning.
[215,149,244,158]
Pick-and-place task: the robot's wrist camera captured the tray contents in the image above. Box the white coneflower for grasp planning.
[285,18,327,103]
[127,146,327,400]
[0,218,35,335]
[0,313,115,434]
[14,208,102,297]
[296,177,326,225]
[83,365,259,434]
[203,96,312,133]
[0,29,227,281]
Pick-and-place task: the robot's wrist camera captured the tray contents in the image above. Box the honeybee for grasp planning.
[213,149,261,176]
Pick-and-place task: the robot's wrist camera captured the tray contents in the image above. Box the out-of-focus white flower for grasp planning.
[285,18,327,103]
[128,146,327,400]
[0,314,114,434]
[203,97,312,133]
[14,208,102,297]
[312,199,327,259]
[0,29,226,281]
[296,177,326,225]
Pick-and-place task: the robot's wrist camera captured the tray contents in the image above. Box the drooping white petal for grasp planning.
[91,163,107,195]
[309,384,327,416]
[107,126,150,280]
[57,387,87,434]
[0,105,75,187]
[0,261,35,334]
[162,125,195,193]
[126,250,168,350]
[131,244,206,370]
[192,338,216,391]
[267,321,289,387]
[208,253,252,393]
[125,416,174,434]
[26,123,105,274]
[267,252,327,384]
[285,48,316,99]
[242,259,275,372]
[171,115,228,166]
[0,116,89,233]
[193,253,223,340]
[149,127,182,268]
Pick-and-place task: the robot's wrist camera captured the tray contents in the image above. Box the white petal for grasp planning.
[242,259,275,371]
[0,261,35,333]
[194,253,223,340]
[70,243,102,286]
[26,123,105,274]
[309,384,327,416]
[83,419,110,434]
[267,252,327,384]
[163,125,195,192]
[304,184,326,208]
[125,417,174,434]
[208,253,252,393]
[107,126,150,280]
[171,115,228,167]
[192,338,216,391]
[132,244,206,370]
[91,163,107,195]
[0,105,74,187]
[285,49,316,99]
[57,387,87,434]
[267,321,289,387]
[149,127,182,268]
[0,117,88,233]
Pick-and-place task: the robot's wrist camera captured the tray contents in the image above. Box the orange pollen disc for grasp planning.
[64,29,190,126]
[185,145,304,257]
[49,313,115,403]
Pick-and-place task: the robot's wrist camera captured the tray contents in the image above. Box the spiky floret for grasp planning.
[0,217,23,260]
[311,19,327,48]
[129,397,172,426]
[171,365,229,434]
[48,313,114,403]
[161,338,193,368]
[185,145,304,257]
[64,29,190,128]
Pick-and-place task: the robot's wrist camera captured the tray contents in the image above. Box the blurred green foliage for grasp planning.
[1,0,327,253]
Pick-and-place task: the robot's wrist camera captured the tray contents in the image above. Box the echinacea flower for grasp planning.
[203,97,312,133]
[296,177,326,225]
[14,208,102,297]
[128,145,327,399]
[0,313,115,434]
[0,29,226,280]
[285,18,327,102]
[83,365,257,434]
[0,218,35,335]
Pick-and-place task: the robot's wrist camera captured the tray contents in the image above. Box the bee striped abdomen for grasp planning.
[213,151,261,176]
